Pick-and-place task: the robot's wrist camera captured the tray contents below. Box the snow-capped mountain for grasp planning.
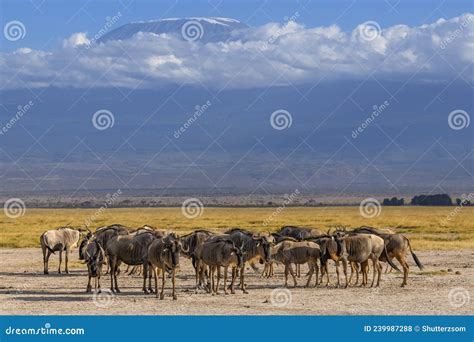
[98,17,249,43]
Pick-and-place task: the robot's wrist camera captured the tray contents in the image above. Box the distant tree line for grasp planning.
[382,197,404,206]
[382,194,472,206]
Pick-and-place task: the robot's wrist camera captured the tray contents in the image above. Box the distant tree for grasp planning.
[411,194,452,206]
[456,198,462,206]
[382,197,405,206]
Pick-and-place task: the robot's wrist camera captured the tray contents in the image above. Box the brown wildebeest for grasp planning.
[40,226,84,274]
[193,238,244,295]
[147,233,182,300]
[224,228,271,294]
[82,238,106,293]
[106,231,158,293]
[126,227,166,276]
[330,230,400,287]
[352,226,424,287]
[272,239,321,287]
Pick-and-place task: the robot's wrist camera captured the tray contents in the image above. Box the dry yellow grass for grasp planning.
[0,206,472,250]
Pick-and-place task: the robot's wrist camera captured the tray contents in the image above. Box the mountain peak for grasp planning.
[98,17,248,43]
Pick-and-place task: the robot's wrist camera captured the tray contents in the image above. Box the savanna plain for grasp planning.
[0,206,472,315]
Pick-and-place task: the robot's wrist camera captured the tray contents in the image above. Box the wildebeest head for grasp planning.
[163,237,182,268]
[234,242,245,268]
[253,235,271,263]
[78,232,92,260]
[332,230,346,256]
[85,240,103,277]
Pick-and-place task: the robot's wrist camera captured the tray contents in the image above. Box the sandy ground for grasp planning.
[0,248,472,315]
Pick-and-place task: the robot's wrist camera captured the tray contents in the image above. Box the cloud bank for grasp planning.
[1,13,472,89]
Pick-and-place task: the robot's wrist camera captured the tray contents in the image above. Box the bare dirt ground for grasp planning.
[0,248,472,315]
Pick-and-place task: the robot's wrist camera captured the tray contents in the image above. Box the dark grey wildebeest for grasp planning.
[276,226,325,240]
[82,238,106,293]
[106,231,158,293]
[40,227,84,274]
[330,231,400,288]
[147,233,182,300]
[193,238,244,295]
[272,239,321,288]
[224,228,271,294]
[352,226,424,287]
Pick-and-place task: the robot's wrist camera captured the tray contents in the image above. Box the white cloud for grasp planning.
[1,13,472,89]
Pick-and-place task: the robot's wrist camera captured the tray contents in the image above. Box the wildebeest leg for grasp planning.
[216,266,221,294]
[288,264,297,287]
[360,261,368,286]
[324,261,330,287]
[240,266,248,294]
[172,269,177,300]
[43,248,51,275]
[284,264,289,287]
[86,275,92,292]
[65,249,69,274]
[97,267,102,293]
[305,263,314,288]
[113,260,121,293]
[210,266,215,295]
[142,262,148,294]
[370,257,377,287]
[154,268,159,298]
[296,264,300,278]
[230,267,236,294]
[58,250,62,274]
[160,267,166,300]
[148,265,153,293]
[223,266,228,295]
[342,258,348,288]
[315,264,319,287]
[396,254,409,287]
[376,261,382,287]
[334,261,340,287]
[109,257,115,292]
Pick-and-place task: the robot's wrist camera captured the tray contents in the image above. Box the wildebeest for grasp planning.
[193,238,244,295]
[40,226,84,274]
[147,233,182,300]
[276,226,325,240]
[224,228,271,293]
[352,226,424,286]
[330,230,400,287]
[272,239,321,287]
[106,231,158,293]
[82,238,106,293]
[180,230,215,259]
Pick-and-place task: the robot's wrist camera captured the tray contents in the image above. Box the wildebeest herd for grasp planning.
[39,224,424,299]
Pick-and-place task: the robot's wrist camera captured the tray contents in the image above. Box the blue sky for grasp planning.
[1,0,472,51]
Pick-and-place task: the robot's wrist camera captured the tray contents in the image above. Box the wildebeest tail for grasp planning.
[404,236,424,270]
[383,244,400,272]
